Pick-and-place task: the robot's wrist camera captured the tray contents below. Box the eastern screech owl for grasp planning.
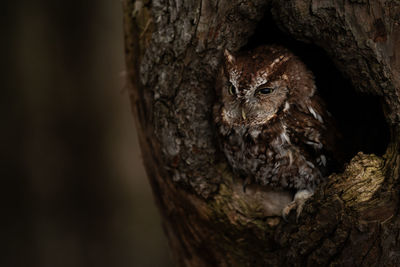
[214,45,338,219]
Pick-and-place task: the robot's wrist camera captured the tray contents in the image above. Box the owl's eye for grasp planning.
[257,87,274,95]
[228,83,236,95]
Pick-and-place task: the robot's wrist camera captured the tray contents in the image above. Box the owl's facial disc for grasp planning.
[222,53,290,125]
[240,80,289,125]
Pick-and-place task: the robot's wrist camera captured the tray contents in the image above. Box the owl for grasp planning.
[214,45,338,219]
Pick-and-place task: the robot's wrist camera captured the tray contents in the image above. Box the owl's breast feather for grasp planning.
[217,119,322,190]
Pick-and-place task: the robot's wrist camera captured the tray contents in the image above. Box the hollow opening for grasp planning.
[243,12,390,169]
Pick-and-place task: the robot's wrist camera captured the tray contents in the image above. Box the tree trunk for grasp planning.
[123,0,400,266]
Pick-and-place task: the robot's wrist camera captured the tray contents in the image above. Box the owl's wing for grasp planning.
[285,95,341,173]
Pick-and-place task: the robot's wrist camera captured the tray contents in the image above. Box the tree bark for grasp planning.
[123,0,400,266]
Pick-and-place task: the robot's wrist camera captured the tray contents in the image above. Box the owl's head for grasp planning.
[216,46,314,126]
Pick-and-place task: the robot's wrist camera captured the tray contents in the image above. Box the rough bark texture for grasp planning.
[123,0,400,266]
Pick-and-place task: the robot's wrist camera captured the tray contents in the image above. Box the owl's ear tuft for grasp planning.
[224,49,236,65]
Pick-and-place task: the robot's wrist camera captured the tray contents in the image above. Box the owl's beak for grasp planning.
[241,107,246,120]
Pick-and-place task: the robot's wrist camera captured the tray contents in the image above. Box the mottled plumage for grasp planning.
[214,45,338,218]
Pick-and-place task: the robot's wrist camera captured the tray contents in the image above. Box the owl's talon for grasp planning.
[282,201,297,221]
[282,189,314,222]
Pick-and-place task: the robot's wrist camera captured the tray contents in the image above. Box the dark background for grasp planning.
[3,1,172,266]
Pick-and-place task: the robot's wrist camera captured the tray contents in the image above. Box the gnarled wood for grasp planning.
[123,0,400,265]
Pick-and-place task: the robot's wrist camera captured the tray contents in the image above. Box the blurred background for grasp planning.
[3,1,172,266]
